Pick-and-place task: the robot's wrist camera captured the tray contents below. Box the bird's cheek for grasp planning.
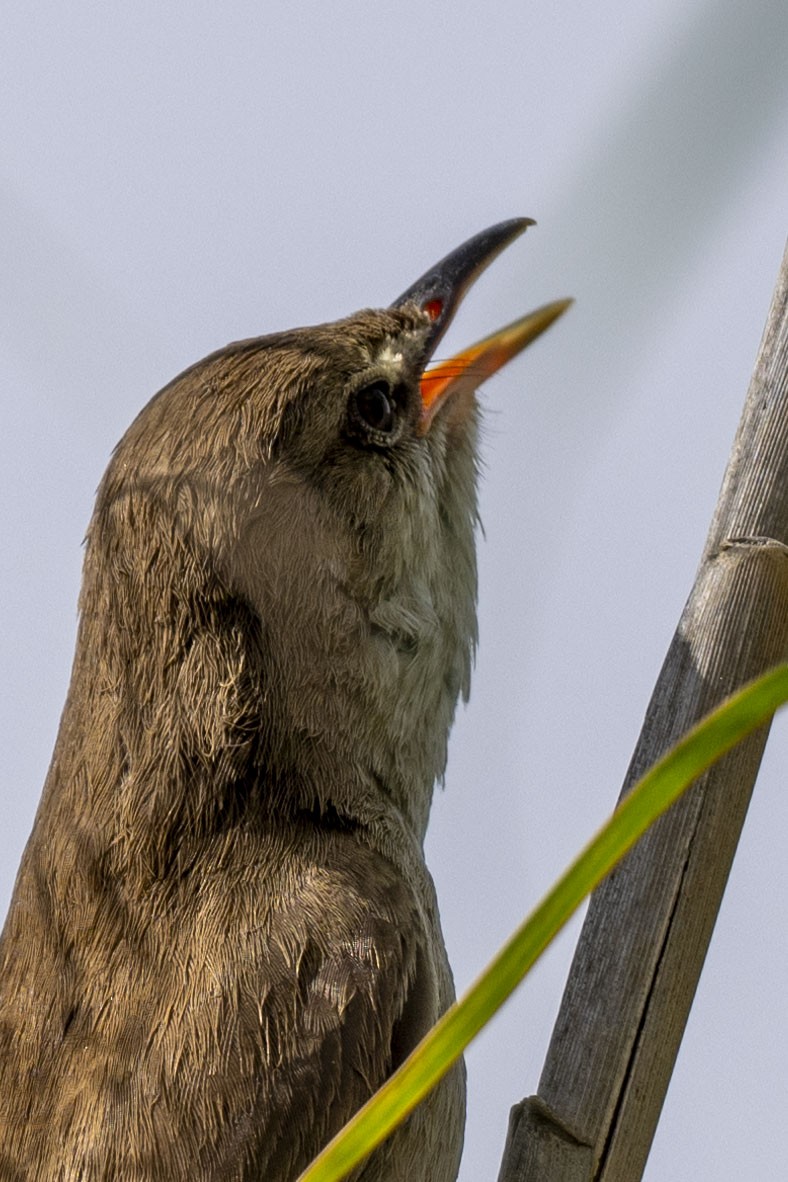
[435,386,479,439]
[307,450,394,533]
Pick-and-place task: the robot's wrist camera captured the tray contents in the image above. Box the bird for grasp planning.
[0,220,569,1181]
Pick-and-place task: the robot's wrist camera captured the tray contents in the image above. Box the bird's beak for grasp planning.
[391,219,572,434]
[418,300,572,434]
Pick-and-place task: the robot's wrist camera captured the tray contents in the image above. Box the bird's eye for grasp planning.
[354,382,395,433]
[347,380,404,447]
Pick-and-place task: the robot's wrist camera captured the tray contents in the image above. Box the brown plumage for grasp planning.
[0,222,568,1181]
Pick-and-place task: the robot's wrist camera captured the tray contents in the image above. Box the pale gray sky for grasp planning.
[2,2,787,1177]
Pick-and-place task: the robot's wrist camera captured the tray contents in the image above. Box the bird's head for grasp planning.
[88,222,569,843]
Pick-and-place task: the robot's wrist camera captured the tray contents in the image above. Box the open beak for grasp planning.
[391,219,572,434]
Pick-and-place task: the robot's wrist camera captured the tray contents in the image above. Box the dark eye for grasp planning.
[354,382,395,433]
[347,380,406,448]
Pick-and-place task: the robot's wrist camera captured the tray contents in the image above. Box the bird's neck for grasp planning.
[40,496,467,896]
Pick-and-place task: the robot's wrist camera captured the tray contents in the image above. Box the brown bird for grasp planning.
[0,221,569,1181]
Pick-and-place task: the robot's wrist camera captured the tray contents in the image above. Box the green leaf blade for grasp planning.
[298,664,788,1182]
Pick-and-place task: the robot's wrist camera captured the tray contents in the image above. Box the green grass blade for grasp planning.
[297,663,788,1182]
